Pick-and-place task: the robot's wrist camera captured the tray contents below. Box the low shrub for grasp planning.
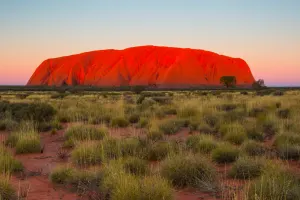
[217,103,237,112]
[247,168,300,200]
[136,117,149,128]
[64,125,107,141]
[212,143,239,164]
[158,119,185,135]
[147,130,164,141]
[0,146,23,173]
[50,166,74,184]
[100,162,173,200]
[161,154,218,192]
[123,157,148,176]
[0,119,18,131]
[111,117,130,128]
[186,135,218,154]
[272,90,284,96]
[71,142,103,166]
[102,138,121,159]
[224,131,247,145]
[229,157,264,179]
[0,176,16,200]
[120,137,141,156]
[14,130,41,154]
[242,140,265,156]
[129,113,140,124]
[143,141,172,161]
[277,108,290,119]
[1,102,56,122]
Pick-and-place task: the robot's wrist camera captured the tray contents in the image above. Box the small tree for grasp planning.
[252,79,266,90]
[220,76,237,88]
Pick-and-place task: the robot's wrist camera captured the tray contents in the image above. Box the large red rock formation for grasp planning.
[27,45,255,87]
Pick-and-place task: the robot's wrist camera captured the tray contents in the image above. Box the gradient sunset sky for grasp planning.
[0,0,299,86]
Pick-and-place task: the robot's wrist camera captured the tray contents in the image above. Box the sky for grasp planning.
[0,0,299,86]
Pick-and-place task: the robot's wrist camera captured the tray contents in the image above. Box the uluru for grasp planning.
[27,45,255,88]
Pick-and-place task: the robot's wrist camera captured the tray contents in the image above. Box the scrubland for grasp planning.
[0,89,300,200]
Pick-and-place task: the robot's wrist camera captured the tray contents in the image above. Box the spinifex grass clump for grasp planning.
[186,135,218,154]
[160,154,218,193]
[111,117,130,127]
[64,125,107,142]
[273,133,300,160]
[246,166,300,200]
[0,145,23,173]
[0,175,16,200]
[242,140,266,156]
[5,122,41,154]
[143,141,173,161]
[212,143,239,163]
[229,157,264,179]
[123,157,148,176]
[119,137,141,157]
[100,161,173,200]
[219,123,247,145]
[158,118,186,135]
[50,165,74,184]
[71,141,103,167]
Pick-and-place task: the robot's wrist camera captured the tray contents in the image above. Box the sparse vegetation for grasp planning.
[1,88,300,199]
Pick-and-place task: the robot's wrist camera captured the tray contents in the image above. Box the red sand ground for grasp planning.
[27,45,255,87]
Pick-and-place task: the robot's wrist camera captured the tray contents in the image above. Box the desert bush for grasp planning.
[242,140,265,156]
[0,176,16,200]
[248,107,266,118]
[212,143,239,163]
[15,93,29,99]
[277,108,290,119]
[151,96,172,104]
[129,113,140,123]
[273,90,285,96]
[111,117,130,128]
[0,146,23,173]
[0,119,18,131]
[147,130,164,141]
[161,154,218,192]
[64,125,107,141]
[50,93,68,99]
[229,157,264,179]
[262,120,278,138]
[162,107,177,115]
[158,119,185,135]
[240,91,248,95]
[186,135,218,154]
[123,157,148,176]
[247,167,300,200]
[136,117,149,128]
[120,137,141,156]
[50,165,74,184]
[15,131,41,154]
[224,131,247,145]
[143,141,172,161]
[71,142,103,166]
[203,114,220,128]
[1,102,56,122]
[245,126,264,141]
[217,103,237,112]
[100,162,173,200]
[102,138,121,159]
[219,123,247,145]
[177,105,198,118]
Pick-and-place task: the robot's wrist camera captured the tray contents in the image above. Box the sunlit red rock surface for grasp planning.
[27,45,255,87]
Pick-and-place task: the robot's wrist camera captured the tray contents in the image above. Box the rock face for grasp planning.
[27,45,255,87]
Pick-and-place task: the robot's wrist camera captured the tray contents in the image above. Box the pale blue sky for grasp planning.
[0,0,300,85]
